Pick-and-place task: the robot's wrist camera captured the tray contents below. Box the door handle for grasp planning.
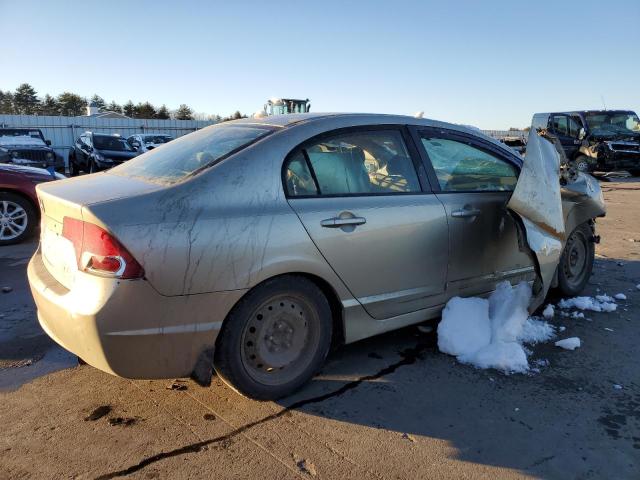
[321,216,367,228]
[451,208,482,218]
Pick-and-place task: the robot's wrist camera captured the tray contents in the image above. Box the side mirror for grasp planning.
[578,128,586,140]
[45,139,52,146]
[132,141,141,150]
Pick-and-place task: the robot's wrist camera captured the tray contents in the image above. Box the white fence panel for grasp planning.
[0,114,217,164]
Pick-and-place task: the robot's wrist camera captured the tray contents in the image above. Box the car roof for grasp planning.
[226,112,514,155]
[534,110,635,116]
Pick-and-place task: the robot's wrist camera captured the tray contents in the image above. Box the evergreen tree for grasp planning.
[123,100,135,117]
[232,110,245,120]
[13,83,40,114]
[107,101,123,114]
[0,90,15,114]
[90,94,106,110]
[134,102,157,119]
[156,104,170,119]
[175,104,194,120]
[39,94,60,116]
[56,92,87,116]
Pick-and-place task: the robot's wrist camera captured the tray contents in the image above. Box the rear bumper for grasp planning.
[28,249,246,379]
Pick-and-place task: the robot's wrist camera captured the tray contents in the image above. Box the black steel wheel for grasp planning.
[557,222,594,296]
[214,275,332,400]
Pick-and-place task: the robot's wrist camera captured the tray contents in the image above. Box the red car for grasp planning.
[0,164,64,245]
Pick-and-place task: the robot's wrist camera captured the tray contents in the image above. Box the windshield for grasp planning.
[93,135,134,151]
[585,112,640,138]
[111,124,275,184]
[0,129,46,146]
[143,135,172,144]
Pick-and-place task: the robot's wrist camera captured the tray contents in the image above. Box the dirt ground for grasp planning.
[1,179,639,480]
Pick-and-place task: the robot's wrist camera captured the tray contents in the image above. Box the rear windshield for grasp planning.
[143,135,172,144]
[111,124,274,184]
[94,135,134,152]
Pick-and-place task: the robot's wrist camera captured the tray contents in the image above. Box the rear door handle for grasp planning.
[451,208,482,218]
[321,217,367,228]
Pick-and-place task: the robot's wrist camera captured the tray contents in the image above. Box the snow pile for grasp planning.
[438,281,555,373]
[557,296,617,312]
[614,293,627,300]
[542,304,554,319]
[555,337,581,350]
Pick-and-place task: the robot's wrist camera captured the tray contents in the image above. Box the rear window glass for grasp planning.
[111,124,274,184]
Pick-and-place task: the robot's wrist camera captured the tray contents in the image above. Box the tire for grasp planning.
[575,156,591,173]
[68,152,78,176]
[214,275,332,400]
[557,222,595,296]
[89,160,97,174]
[0,192,37,246]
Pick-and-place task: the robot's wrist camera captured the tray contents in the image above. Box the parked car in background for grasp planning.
[0,128,64,172]
[499,136,527,155]
[29,113,604,400]
[126,133,173,153]
[68,132,139,175]
[0,164,63,245]
[531,110,640,174]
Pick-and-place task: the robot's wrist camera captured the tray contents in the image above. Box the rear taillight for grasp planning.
[62,217,144,279]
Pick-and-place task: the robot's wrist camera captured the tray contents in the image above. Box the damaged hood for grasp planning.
[507,130,605,310]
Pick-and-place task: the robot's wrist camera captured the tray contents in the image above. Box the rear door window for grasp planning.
[284,129,421,197]
[552,115,569,136]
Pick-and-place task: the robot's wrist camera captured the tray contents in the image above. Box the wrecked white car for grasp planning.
[28,113,605,399]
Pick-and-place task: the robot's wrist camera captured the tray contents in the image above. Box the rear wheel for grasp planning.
[557,222,594,296]
[0,192,36,245]
[214,275,332,400]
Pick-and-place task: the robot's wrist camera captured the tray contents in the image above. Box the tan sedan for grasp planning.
[28,113,604,399]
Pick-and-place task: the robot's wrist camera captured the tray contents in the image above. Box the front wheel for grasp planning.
[557,222,595,296]
[0,192,36,245]
[574,156,591,173]
[214,275,332,400]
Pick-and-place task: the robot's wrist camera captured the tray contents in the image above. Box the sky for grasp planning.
[1,0,638,129]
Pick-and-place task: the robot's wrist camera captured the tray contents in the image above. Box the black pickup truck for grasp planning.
[531,110,640,174]
[0,128,64,172]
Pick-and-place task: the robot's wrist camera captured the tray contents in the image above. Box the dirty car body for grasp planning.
[28,113,605,399]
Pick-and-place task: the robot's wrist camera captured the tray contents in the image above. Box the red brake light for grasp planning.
[62,217,144,279]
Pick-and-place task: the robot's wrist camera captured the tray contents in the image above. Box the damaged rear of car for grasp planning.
[28,113,605,400]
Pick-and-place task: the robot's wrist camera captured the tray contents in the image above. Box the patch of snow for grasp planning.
[0,135,46,146]
[519,317,556,344]
[571,311,585,319]
[438,281,554,374]
[596,294,614,303]
[614,293,627,300]
[542,304,554,319]
[555,337,581,350]
[613,384,623,390]
[604,327,614,332]
[558,296,617,312]
[559,326,566,332]
[636,284,640,290]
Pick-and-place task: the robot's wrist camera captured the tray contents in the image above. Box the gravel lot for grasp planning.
[1,179,639,480]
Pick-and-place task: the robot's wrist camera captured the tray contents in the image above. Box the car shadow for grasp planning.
[274,257,640,478]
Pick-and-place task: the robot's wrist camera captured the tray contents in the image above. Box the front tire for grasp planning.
[214,275,332,400]
[557,222,595,296]
[0,192,36,246]
[574,155,591,173]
